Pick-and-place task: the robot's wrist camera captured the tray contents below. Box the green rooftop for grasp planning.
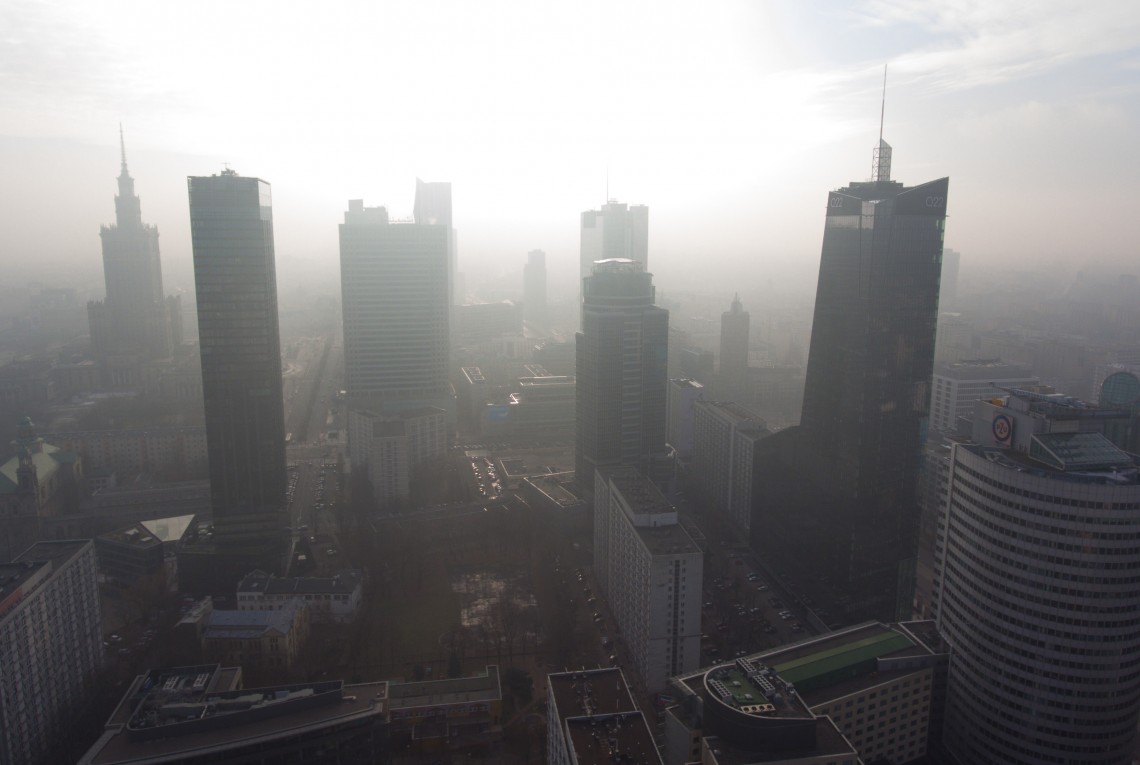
[773,631,914,693]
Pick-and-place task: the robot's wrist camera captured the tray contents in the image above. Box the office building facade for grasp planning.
[752,146,949,622]
[186,170,289,586]
[340,196,452,473]
[933,390,1140,764]
[593,468,702,692]
[0,540,103,765]
[929,358,1037,434]
[579,201,649,303]
[575,259,669,492]
[691,401,769,532]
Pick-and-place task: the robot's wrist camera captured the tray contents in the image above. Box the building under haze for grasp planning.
[575,259,669,495]
[340,194,453,479]
[181,170,290,592]
[523,249,547,328]
[579,201,648,306]
[717,293,749,399]
[0,540,103,765]
[592,467,702,692]
[933,389,1140,764]
[929,358,1037,434]
[88,129,180,384]
[751,144,949,622]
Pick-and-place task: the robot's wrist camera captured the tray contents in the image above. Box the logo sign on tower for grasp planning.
[992,413,1014,446]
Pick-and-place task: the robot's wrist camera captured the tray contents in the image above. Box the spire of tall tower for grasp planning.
[872,65,892,182]
[113,126,142,227]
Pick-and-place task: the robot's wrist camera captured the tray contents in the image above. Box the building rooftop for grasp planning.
[98,523,163,551]
[935,358,1034,379]
[670,378,704,390]
[635,523,702,557]
[523,473,585,510]
[0,442,70,494]
[140,515,196,544]
[565,712,661,765]
[609,471,673,516]
[81,664,387,765]
[676,622,940,713]
[238,569,362,596]
[549,667,637,721]
[965,441,1140,486]
[703,717,857,765]
[461,366,486,384]
[387,665,501,710]
[203,603,301,640]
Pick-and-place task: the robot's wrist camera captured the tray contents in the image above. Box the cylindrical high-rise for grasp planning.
[935,439,1140,763]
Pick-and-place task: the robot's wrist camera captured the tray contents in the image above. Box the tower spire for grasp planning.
[872,64,892,182]
[119,122,128,175]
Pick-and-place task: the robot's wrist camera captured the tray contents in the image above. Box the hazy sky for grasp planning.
[2,0,1139,299]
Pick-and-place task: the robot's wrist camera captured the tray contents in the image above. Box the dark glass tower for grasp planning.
[575,259,669,495]
[752,149,948,622]
[91,128,172,360]
[718,293,749,394]
[185,169,289,589]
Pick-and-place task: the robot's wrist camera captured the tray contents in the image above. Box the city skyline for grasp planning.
[3,2,1138,296]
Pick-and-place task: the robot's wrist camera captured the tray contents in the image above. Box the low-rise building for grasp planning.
[76,664,388,765]
[201,601,310,672]
[386,665,502,755]
[547,667,662,765]
[236,568,363,624]
[95,514,195,598]
[665,621,947,765]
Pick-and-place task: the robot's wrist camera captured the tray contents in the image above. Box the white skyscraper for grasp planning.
[340,194,453,471]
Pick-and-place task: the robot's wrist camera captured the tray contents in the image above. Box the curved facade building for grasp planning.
[935,439,1140,764]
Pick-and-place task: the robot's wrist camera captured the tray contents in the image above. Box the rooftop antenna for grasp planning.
[872,64,892,182]
[606,166,610,203]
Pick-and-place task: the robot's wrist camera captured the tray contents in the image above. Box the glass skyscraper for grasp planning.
[575,258,669,495]
[184,170,289,589]
[752,156,949,622]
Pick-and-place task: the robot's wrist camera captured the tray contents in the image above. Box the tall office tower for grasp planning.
[751,142,948,622]
[413,177,459,307]
[575,259,669,494]
[933,390,1140,764]
[579,201,649,305]
[929,358,1037,434]
[89,128,172,361]
[593,467,702,692]
[184,170,289,589]
[0,541,103,765]
[523,249,548,328]
[718,293,749,396]
[939,247,960,309]
[340,195,452,472]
